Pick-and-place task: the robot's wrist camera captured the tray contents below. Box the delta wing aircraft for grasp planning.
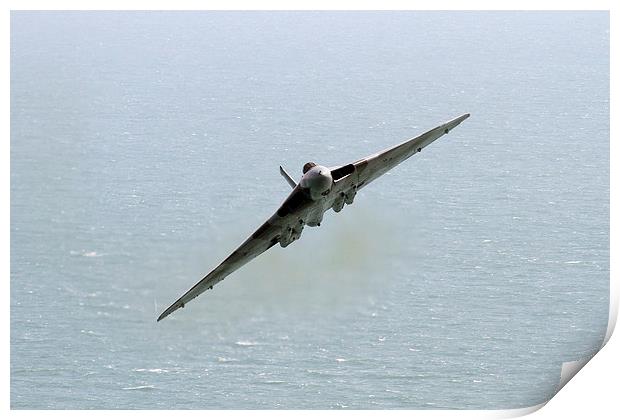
[157,113,470,321]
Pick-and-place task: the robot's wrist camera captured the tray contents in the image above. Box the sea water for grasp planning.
[10,11,609,409]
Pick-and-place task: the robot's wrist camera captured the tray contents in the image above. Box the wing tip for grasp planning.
[156,310,169,322]
[452,112,470,124]
[156,302,182,322]
[442,113,471,132]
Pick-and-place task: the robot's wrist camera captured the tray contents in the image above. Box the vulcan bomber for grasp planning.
[157,113,470,321]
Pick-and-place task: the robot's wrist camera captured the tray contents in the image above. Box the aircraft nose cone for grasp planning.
[300,165,332,199]
[316,171,331,188]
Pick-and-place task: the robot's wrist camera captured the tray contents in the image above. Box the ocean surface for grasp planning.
[10,11,609,409]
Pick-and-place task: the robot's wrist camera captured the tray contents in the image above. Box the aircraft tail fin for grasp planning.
[279,166,297,189]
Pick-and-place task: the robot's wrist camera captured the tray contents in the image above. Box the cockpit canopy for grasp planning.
[302,162,317,174]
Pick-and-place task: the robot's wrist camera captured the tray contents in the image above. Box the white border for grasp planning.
[4,1,616,419]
